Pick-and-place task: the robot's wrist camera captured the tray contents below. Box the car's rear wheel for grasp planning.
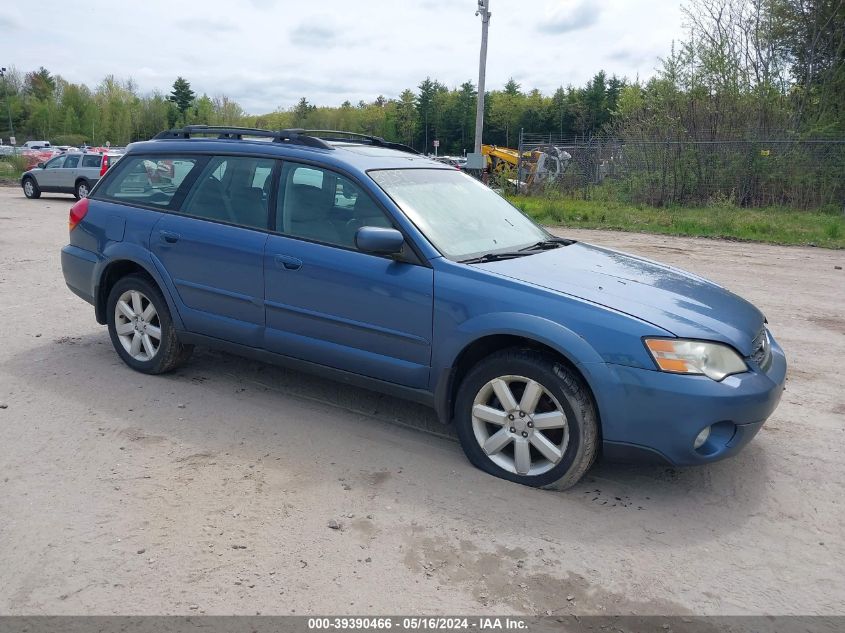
[74,179,90,200]
[454,348,598,490]
[22,177,41,199]
[106,274,193,374]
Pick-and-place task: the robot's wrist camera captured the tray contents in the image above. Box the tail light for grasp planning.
[69,198,89,231]
[100,155,110,177]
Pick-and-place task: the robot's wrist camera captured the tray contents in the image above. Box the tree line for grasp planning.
[1,0,841,158]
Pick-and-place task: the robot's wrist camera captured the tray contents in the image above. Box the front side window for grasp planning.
[370,168,548,260]
[179,155,274,230]
[96,155,200,208]
[45,156,66,169]
[276,163,391,248]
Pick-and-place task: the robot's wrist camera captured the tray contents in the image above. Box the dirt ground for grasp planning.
[0,186,843,616]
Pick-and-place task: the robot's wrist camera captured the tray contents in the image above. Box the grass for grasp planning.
[507,195,845,249]
[0,155,27,184]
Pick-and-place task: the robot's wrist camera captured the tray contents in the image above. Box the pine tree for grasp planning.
[168,77,195,124]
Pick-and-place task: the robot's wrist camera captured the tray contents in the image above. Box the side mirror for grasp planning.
[355,226,404,256]
[37,162,45,169]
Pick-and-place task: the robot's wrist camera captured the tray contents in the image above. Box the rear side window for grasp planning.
[64,155,80,168]
[81,154,101,168]
[96,156,200,208]
[178,155,275,230]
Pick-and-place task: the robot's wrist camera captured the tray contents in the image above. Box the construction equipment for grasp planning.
[481,143,571,192]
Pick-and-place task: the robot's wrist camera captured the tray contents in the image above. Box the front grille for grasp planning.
[750,327,772,370]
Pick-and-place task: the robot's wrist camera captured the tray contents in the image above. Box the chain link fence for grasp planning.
[517,131,845,210]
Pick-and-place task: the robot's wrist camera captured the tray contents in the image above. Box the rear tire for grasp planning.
[22,177,41,199]
[454,348,598,490]
[74,179,90,200]
[106,274,193,374]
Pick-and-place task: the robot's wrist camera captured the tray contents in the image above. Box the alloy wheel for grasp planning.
[114,289,161,361]
[471,375,569,476]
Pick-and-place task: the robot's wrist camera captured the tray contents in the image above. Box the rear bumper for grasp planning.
[61,244,99,305]
[599,336,787,466]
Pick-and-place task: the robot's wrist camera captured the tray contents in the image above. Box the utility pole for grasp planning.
[0,68,14,140]
[473,0,490,155]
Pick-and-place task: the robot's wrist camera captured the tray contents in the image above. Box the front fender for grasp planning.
[442,312,606,368]
[431,312,621,425]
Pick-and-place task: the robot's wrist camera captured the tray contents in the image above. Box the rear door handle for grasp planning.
[274,254,302,271]
[159,230,180,244]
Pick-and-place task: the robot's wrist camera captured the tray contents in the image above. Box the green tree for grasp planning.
[396,89,418,147]
[292,97,314,126]
[168,77,195,125]
[25,67,56,101]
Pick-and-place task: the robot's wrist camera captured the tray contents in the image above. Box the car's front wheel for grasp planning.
[22,177,41,199]
[454,348,598,490]
[106,274,193,374]
[74,179,90,200]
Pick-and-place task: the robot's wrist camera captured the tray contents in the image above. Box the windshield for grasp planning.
[369,168,549,260]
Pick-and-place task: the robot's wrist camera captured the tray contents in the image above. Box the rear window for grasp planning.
[95,156,200,208]
[81,154,101,168]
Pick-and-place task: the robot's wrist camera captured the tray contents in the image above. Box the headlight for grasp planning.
[644,338,747,381]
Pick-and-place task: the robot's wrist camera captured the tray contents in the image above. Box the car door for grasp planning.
[79,153,103,183]
[58,154,80,191]
[36,155,66,189]
[150,154,276,347]
[263,162,433,388]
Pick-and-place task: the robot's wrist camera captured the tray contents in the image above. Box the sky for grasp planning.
[1,0,686,114]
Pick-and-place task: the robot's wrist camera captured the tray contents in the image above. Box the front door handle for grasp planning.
[159,230,180,244]
[274,254,302,271]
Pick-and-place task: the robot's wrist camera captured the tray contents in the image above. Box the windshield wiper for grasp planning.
[459,251,531,264]
[518,237,575,252]
[460,238,575,264]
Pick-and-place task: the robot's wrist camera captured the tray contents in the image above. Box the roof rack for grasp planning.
[303,130,420,155]
[153,125,333,150]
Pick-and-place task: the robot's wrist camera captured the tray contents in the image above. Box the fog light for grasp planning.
[693,426,712,450]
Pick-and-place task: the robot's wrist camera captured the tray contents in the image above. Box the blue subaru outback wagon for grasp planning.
[61,126,786,489]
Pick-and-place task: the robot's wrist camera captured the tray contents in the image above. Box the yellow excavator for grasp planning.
[481,144,571,192]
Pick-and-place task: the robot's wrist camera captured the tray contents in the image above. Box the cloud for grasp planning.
[1,0,685,113]
[538,0,600,34]
[608,48,660,66]
[0,11,21,30]
[173,17,238,33]
[290,23,340,47]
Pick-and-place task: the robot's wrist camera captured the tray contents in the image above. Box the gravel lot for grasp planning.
[0,186,843,616]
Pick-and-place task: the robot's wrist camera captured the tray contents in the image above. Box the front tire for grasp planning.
[106,274,193,374]
[22,177,41,199]
[454,348,598,490]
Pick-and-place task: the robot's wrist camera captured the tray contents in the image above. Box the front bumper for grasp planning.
[599,335,787,466]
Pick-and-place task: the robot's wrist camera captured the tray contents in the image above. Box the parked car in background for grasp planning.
[433,155,467,170]
[22,140,52,150]
[20,148,58,170]
[21,151,122,199]
[59,125,787,489]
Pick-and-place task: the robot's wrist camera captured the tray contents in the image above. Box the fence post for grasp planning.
[517,128,523,194]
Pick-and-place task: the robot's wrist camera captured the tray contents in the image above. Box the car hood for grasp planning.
[476,242,764,355]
